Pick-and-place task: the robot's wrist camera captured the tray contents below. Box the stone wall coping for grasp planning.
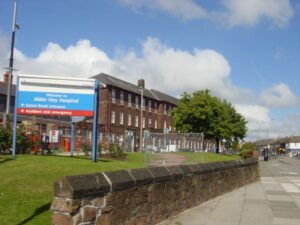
[54,159,257,199]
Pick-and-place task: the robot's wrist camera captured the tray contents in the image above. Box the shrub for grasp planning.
[0,125,12,154]
[0,124,32,154]
[107,143,127,159]
[239,142,255,159]
[240,149,254,159]
[81,143,92,156]
[16,125,32,154]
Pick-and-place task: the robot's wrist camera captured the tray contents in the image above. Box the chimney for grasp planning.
[138,79,145,89]
[3,72,9,83]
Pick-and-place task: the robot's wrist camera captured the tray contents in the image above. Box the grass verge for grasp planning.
[0,152,239,225]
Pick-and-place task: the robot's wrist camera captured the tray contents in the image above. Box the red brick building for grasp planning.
[94,73,178,151]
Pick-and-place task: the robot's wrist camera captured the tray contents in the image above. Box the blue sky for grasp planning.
[0,0,299,140]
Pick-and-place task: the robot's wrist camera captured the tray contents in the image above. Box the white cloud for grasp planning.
[119,0,207,20]
[4,39,116,78]
[221,0,294,27]
[0,36,299,140]
[114,37,253,103]
[119,0,294,27]
[235,104,300,140]
[260,83,299,108]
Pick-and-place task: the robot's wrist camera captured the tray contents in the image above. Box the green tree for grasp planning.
[171,90,247,153]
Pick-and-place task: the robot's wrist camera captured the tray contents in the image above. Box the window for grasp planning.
[112,88,116,103]
[128,94,132,107]
[149,100,152,112]
[148,118,152,126]
[135,115,139,127]
[164,120,167,129]
[164,104,167,115]
[111,111,115,124]
[111,133,115,143]
[120,112,124,125]
[142,117,145,128]
[120,91,124,105]
[155,119,158,129]
[128,114,132,126]
[135,96,139,109]
[154,102,158,113]
[142,98,145,110]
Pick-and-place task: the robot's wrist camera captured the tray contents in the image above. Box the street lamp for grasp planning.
[139,89,144,152]
[4,0,19,127]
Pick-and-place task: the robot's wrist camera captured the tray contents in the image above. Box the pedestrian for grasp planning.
[41,133,51,155]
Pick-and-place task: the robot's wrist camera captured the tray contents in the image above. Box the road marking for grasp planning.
[280,183,300,193]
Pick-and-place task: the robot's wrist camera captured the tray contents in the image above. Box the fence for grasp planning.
[144,132,205,166]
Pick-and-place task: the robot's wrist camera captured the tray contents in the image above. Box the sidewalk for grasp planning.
[157,157,300,225]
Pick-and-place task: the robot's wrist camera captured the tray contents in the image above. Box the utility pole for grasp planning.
[4,0,18,127]
[140,89,144,152]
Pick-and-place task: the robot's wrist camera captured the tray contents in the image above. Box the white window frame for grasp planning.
[112,88,116,104]
[142,117,145,128]
[128,114,132,126]
[120,112,124,125]
[155,119,158,129]
[111,111,115,124]
[135,115,139,127]
[149,100,152,112]
[120,91,124,105]
[135,96,139,109]
[128,93,132,107]
[148,118,152,126]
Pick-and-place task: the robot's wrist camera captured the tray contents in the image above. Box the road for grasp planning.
[158,156,300,225]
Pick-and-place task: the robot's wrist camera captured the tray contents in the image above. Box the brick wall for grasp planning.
[51,159,259,225]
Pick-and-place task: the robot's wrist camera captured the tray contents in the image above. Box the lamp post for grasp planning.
[4,0,19,127]
[139,89,144,152]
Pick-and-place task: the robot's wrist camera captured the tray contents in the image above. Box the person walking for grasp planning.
[41,133,51,155]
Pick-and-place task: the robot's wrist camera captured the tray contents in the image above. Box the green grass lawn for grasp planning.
[0,152,240,225]
[177,152,240,163]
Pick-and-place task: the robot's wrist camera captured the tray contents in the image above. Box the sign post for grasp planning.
[13,74,99,161]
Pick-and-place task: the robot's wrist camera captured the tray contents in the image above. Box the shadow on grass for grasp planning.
[0,157,13,164]
[16,202,51,225]
[40,154,113,163]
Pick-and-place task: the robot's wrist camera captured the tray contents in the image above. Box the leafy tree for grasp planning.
[171,90,247,153]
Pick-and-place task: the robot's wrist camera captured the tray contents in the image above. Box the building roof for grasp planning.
[0,82,16,96]
[93,73,179,105]
[150,89,179,105]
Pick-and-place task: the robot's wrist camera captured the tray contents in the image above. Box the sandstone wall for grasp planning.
[51,159,259,225]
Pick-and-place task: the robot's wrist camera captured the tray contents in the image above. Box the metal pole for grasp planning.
[92,81,100,162]
[140,89,143,152]
[12,76,19,159]
[4,0,18,127]
[70,122,75,157]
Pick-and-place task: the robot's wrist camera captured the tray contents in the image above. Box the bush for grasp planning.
[239,142,255,159]
[16,125,32,154]
[107,143,127,159]
[0,125,12,154]
[240,149,254,159]
[81,143,92,156]
[0,124,32,154]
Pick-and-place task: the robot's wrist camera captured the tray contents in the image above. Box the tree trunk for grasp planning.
[215,138,220,153]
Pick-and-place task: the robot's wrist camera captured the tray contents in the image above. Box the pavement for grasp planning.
[157,156,300,225]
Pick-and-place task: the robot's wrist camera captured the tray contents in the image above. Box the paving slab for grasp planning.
[157,157,300,225]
